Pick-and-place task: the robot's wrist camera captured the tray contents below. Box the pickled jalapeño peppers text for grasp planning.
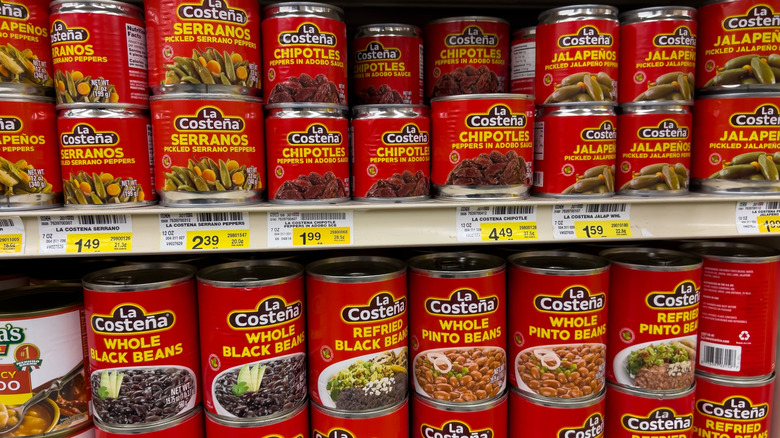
[336,292,407,352]
[625,119,691,158]
[423,289,502,344]
[642,281,699,336]
[223,297,305,358]
[90,304,183,364]
[641,26,696,67]
[531,286,606,342]
[711,6,780,53]
[548,26,617,69]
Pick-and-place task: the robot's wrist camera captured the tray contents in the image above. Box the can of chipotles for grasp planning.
[532,103,617,197]
[411,393,508,438]
[605,383,695,438]
[696,0,780,91]
[430,94,534,199]
[510,27,536,96]
[150,94,265,206]
[94,406,204,438]
[82,264,200,428]
[351,104,430,201]
[49,0,147,109]
[0,0,53,91]
[204,399,309,437]
[600,248,702,392]
[535,5,618,105]
[196,260,306,420]
[305,256,407,412]
[265,103,349,203]
[508,387,606,437]
[616,104,692,195]
[145,0,260,94]
[424,16,509,99]
[352,24,423,105]
[507,251,609,401]
[0,95,61,209]
[311,399,408,438]
[679,242,780,379]
[263,2,347,105]
[58,108,155,207]
[695,372,774,437]
[691,93,780,194]
[407,252,506,405]
[618,7,696,104]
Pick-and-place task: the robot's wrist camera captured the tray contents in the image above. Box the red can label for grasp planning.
[694,375,774,438]
[50,3,148,108]
[605,385,694,438]
[509,389,605,437]
[616,110,692,193]
[263,15,347,104]
[0,0,52,87]
[145,0,260,91]
[352,34,423,105]
[204,404,309,438]
[535,19,618,105]
[510,31,535,95]
[58,111,155,206]
[412,395,507,438]
[95,409,205,438]
[311,401,408,438]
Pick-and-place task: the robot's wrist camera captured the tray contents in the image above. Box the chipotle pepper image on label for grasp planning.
[0,0,52,89]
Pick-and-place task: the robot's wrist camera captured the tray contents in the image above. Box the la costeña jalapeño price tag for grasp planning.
[736,200,780,234]
[553,204,631,239]
[0,216,24,254]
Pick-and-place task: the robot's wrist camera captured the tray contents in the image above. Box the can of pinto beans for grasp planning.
[311,398,408,438]
[605,382,695,438]
[411,393,508,438]
[94,406,204,438]
[509,387,606,437]
[694,372,774,438]
[0,0,53,92]
[510,26,535,96]
[204,400,308,437]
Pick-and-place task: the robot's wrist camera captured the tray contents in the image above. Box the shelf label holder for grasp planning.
[552,204,631,239]
[159,212,250,251]
[39,214,132,254]
[456,205,538,242]
[268,211,353,247]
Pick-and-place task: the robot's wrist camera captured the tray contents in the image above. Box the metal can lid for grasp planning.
[354,23,422,38]
[50,0,143,13]
[600,247,702,271]
[696,370,776,388]
[513,26,536,39]
[311,397,407,419]
[197,260,303,287]
[695,90,780,100]
[413,391,507,411]
[679,241,780,263]
[352,104,428,119]
[150,93,262,104]
[205,397,307,427]
[619,6,696,25]
[263,2,344,19]
[619,102,690,115]
[431,93,534,103]
[0,284,82,317]
[265,102,348,114]
[607,381,696,399]
[510,386,605,408]
[0,94,55,105]
[407,252,505,278]
[539,4,618,25]
[426,16,509,26]
[508,251,610,275]
[538,101,617,115]
[306,256,406,283]
[83,263,196,291]
[59,107,148,119]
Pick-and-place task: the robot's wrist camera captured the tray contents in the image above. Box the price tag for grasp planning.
[456,206,537,242]
[39,215,132,254]
[159,212,249,251]
[268,211,353,248]
[0,217,24,254]
[736,201,780,234]
[552,204,631,239]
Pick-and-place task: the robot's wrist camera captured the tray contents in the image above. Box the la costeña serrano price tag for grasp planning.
[456,206,537,242]
[736,201,780,234]
[268,211,353,248]
[0,216,24,254]
[159,212,249,251]
[552,204,631,239]
[39,215,132,254]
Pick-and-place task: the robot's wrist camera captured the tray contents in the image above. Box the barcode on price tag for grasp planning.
[0,216,24,254]
[552,204,631,239]
[159,212,249,251]
[456,206,538,242]
[268,211,353,248]
[736,201,780,234]
[39,215,132,254]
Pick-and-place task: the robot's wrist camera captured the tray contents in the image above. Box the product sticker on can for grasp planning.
[510,27,535,96]
[694,373,774,438]
[509,387,606,437]
[412,394,507,438]
[205,402,308,438]
[605,383,695,438]
[311,400,408,438]
[0,0,52,89]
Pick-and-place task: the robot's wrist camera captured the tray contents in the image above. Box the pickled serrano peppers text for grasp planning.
[437,26,503,66]
[90,305,183,364]
[336,293,407,352]
[531,287,606,341]
[223,297,305,358]
[642,281,699,336]
[172,0,255,48]
[165,107,254,154]
[270,24,342,68]
[423,289,501,344]
[60,124,131,166]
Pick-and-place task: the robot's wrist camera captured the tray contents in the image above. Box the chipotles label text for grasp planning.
[352,31,423,105]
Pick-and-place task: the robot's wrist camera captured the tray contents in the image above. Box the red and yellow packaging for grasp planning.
[50,1,148,108]
[311,400,408,438]
[605,383,695,438]
[509,387,606,437]
[0,0,52,89]
[412,394,507,438]
[694,373,774,438]
[95,407,204,438]
[204,401,309,438]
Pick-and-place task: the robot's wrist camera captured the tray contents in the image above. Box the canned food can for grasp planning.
[424,16,510,99]
[680,242,780,378]
[0,95,61,209]
[407,252,507,405]
[82,264,201,428]
[412,393,507,437]
[196,260,306,420]
[94,406,204,438]
[508,387,605,437]
[697,0,780,91]
[691,93,780,194]
[600,248,702,391]
[605,383,695,438]
[310,399,408,438]
[694,373,774,437]
[532,103,617,197]
[430,94,534,199]
[145,0,261,95]
[305,256,407,412]
[618,7,696,104]
[510,26,535,96]
[616,104,692,195]
[204,399,308,437]
[150,94,265,206]
[0,0,53,92]
[263,2,347,105]
[507,251,609,400]
[265,103,349,203]
[0,285,92,436]
[352,24,423,105]
[58,108,156,207]
[535,5,619,105]
[351,104,430,201]
[49,1,148,109]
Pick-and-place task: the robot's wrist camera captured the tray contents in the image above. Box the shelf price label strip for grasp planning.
[552,204,631,239]
[456,206,538,242]
[0,216,24,254]
[39,215,132,254]
[159,212,250,251]
[268,211,353,248]
[736,201,780,234]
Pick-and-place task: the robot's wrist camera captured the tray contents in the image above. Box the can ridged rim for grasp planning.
[50,0,143,12]
[352,104,428,117]
[83,263,196,292]
[407,252,505,278]
[95,406,201,434]
[263,2,344,17]
[354,23,422,38]
[312,397,407,418]
[696,371,776,388]
[619,103,690,114]
[508,251,610,275]
[600,247,702,271]
[540,102,617,110]
[306,256,406,283]
[0,95,55,104]
[265,103,348,112]
[619,6,696,24]
[607,381,696,399]
[205,398,307,427]
[513,26,536,38]
[431,94,534,103]
[539,4,619,24]
[59,107,148,118]
[0,285,82,317]
[696,91,780,100]
[150,94,262,103]
[197,260,303,287]
[413,392,507,411]
[426,16,509,26]
[510,386,605,408]
[679,241,780,263]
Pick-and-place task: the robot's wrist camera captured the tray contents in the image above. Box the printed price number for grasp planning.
[0,234,22,253]
[66,233,132,253]
[480,222,537,241]
[292,227,350,246]
[574,220,630,239]
[758,215,780,233]
[186,229,249,250]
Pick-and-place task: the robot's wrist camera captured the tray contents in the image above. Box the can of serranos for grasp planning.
[58,108,156,207]
[616,104,692,195]
[305,256,408,412]
[507,251,609,401]
[196,260,307,421]
[694,372,774,438]
[94,406,204,438]
[82,264,201,429]
[0,95,61,209]
[407,252,507,405]
[351,104,430,201]
[532,103,617,197]
[310,399,408,438]
[0,285,92,438]
[424,16,510,99]
[352,24,423,105]
[0,0,53,92]
[430,94,534,199]
[150,94,265,206]
[508,387,606,437]
[145,0,261,95]
[263,2,347,105]
[204,399,309,437]
[600,248,702,392]
[697,0,780,91]
[535,5,619,105]
[691,93,780,194]
[510,26,535,96]
[411,393,508,438]
[605,383,695,438]
[680,242,780,379]
[265,103,349,203]
[618,7,696,104]
[49,0,148,109]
